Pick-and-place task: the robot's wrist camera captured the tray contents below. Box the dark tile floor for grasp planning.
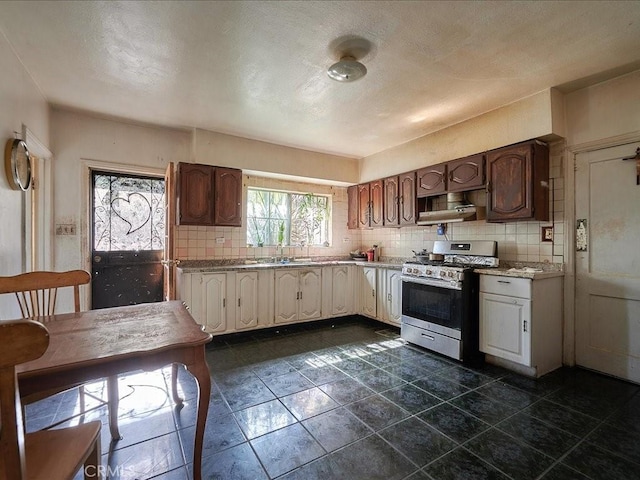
[26,317,640,480]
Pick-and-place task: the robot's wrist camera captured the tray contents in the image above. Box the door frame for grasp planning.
[80,159,165,308]
[565,130,640,367]
[22,126,53,272]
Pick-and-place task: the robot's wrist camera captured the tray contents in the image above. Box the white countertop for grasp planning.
[474,267,564,280]
[178,260,403,273]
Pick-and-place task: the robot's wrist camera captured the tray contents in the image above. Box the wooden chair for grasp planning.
[0,319,102,480]
[0,270,121,439]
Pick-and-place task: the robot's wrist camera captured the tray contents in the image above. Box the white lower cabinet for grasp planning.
[178,269,273,334]
[275,268,322,324]
[322,265,354,317]
[234,271,258,330]
[189,272,227,333]
[479,274,562,377]
[359,266,377,318]
[378,268,402,326]
[178,263,404,335]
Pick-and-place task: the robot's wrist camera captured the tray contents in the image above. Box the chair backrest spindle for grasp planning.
[0,271,90,319]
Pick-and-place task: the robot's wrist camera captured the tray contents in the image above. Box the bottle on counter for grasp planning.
[366,249,374,262]
[372,244,379,262]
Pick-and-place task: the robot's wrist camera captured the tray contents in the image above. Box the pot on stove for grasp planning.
[412,250,444,263]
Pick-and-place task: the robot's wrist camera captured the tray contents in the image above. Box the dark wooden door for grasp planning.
[91,171,165,309]
[383,176,399,226]
[448,154,485,192]
[369,179,384,227]
[214,167,242,226]
[178,163,214,225]
[416,164,447,197]
[398,171,416,226]
[347,185,358,230]
[357,183,370,228]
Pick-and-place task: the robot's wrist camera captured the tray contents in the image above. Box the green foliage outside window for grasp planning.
[247,188,329,246]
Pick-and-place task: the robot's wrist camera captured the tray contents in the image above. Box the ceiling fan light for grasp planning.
[327,56,367,82]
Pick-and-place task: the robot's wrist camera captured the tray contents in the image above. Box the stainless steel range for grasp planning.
[401,240,498,364]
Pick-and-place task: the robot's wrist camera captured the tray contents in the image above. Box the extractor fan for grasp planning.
[326,36,374,83]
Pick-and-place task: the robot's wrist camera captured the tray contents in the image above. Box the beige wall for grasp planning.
[0,33,50,318]
[50,109,192,272]
[360,89,562,182]
[565,69,640,147]
[193,129,359,185]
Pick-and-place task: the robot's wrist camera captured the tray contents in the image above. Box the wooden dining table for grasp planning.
[16,300,213,480]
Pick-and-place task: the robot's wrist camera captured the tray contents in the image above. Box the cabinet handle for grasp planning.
[523,320,528,332]
[372,289,375,297]
[421,333,435,341]
[486,180,492,193]
[387,293,392,302]
[237,298,241,307]
[223,299,226,308]
[497,280,511,284]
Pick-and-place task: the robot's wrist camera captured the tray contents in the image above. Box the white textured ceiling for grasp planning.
[1,1,639,158]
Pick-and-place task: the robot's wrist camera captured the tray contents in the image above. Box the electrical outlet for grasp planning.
[55,224,76,235]
[216,237,225,244]
[343,237,350,243]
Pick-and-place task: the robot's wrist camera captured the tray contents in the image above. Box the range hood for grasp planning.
[416,192,485,225]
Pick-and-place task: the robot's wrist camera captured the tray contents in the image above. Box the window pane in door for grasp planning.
[93,173,165,251]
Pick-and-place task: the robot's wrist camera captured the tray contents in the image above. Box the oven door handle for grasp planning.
[401,275,462,290]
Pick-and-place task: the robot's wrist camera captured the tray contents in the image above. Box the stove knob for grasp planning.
[425,269,432,276]
[439,271,447,278]
[448,271,455,278]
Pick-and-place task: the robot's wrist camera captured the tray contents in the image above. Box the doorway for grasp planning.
[91,171,165,309]
[575,143,640,384]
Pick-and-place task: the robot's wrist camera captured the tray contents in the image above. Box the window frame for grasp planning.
[246,187,331,247]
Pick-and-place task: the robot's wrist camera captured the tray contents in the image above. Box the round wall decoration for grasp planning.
[4,138,32,191]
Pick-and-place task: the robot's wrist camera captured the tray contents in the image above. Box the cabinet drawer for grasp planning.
[480,275,531,298]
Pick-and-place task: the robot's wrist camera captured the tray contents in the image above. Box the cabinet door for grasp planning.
[369,180,384,227]
[299,269,322,321]
[274,270,299,324]
[178,163,214,225]
[357,183,371,228]
[387,269,403,326]
[398,172,416,226]
[214,167,242,226]
[447,154,485,192]
[331,265,353,316]
[360,267,377,318]
[479,292,531,365]
[486,142,549,222]
[235,271,258,330]
[201,273,227,333]
[347,185,358,230]
[383,176,399,226]
[416,164,447,197]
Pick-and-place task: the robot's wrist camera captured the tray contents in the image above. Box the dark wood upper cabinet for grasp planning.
[214,167,242,226]
[383,176,399,226]
[486,140,549,222]
[354,180,384,228]
[447,154,485,192]
[178,163,214,225]
[399,171,416,226]
[416,164,447,197]
[178,163,243,226]
[357,183,371,228]
[347,185,358,230]
[384,173,416,227]
[369,180,384,227]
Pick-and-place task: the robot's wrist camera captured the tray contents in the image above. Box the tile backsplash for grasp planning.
[176,141,565,266]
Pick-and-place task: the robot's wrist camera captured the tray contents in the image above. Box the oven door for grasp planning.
[401,277,463,332]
